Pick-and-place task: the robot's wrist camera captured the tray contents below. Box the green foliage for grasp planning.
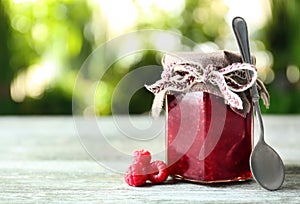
[1,0,299,115]
[260,0,300,114]
[0,0,93,114]
[0,0,15,114]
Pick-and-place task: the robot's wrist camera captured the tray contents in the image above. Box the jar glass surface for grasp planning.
[166,92,253,183]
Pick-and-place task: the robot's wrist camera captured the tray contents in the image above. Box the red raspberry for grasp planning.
[124,162,148,187]
[148,161,168,184]
[133,149,151,165]
[124,149,169,186]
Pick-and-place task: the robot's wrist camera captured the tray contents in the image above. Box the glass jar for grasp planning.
[166,92,253,183]
[145,51,269,183]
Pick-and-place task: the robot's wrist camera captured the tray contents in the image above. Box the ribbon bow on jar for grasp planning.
[145,60,258,119]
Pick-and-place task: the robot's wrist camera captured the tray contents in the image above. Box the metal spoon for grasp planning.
[232,17,285,191]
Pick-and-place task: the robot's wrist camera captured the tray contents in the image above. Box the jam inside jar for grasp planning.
[166,91,253,183]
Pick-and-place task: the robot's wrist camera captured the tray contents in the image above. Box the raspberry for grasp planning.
[124,162,148,187]
[148,161,168,184]
[124,149,169,186]
[133,149,151,165]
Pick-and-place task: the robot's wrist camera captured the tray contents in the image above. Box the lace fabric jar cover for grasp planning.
[146,51,270,183]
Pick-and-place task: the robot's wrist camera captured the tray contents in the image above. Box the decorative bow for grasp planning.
[145,61,257,118]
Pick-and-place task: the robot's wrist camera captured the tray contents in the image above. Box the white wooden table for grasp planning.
[0,116,299,203]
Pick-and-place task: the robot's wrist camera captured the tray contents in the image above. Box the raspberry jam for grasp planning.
[166,92,253,183]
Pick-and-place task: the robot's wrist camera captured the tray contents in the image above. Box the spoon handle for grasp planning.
[232,17,265,142]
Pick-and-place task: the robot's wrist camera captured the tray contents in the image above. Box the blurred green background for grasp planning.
[0,0,299,115]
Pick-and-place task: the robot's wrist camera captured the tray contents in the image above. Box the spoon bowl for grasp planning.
[250,141,285,190]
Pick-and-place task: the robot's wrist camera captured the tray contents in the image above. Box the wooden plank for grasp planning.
[0,161,299,203]
[0,116,299,203]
